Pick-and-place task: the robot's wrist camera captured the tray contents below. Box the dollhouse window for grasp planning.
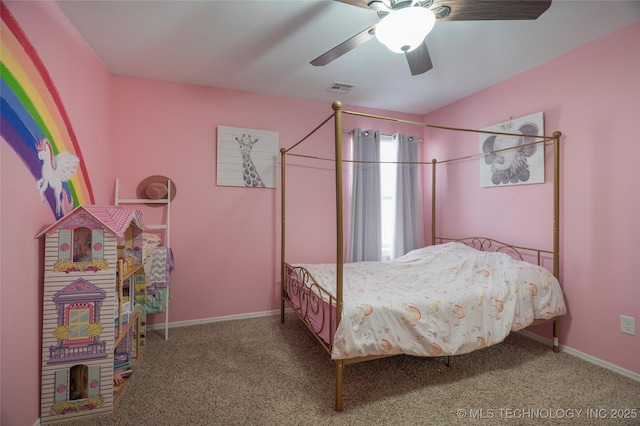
[69,364,88,400]
[54,365,99,405]
[56,228,106,272]
[72,227,93,262]
[66,303,92,342]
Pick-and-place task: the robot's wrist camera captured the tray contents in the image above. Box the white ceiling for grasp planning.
[55,0,640,115]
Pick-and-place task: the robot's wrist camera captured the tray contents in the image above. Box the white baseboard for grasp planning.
[146,309,281,331]
[518,330,640,382]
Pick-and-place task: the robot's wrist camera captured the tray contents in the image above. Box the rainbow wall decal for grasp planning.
[1,1,94,219]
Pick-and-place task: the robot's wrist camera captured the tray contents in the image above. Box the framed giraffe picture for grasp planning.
[216,126,279,188]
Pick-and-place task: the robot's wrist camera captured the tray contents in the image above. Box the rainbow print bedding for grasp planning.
[293,242,566,360]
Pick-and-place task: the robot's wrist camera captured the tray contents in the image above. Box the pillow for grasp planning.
[142,232,162,248]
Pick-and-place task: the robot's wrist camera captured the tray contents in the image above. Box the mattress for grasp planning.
[293,242,567,360]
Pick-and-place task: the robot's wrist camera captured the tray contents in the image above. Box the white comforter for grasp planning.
[295,242,566,360]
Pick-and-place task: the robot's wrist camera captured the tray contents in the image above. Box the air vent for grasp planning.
[326,82,355,94]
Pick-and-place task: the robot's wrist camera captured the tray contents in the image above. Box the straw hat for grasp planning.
[136,175,177,206]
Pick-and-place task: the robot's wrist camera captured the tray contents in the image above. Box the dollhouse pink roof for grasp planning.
[35,205,144,238]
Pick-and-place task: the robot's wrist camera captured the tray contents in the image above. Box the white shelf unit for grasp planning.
[115,178,171,340]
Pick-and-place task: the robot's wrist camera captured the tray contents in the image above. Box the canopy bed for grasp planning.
[279,101,565,411]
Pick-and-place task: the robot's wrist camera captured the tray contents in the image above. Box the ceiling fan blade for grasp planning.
[434,0,552,21]
[333,0,372,10]
[405,40,433,76]
[311,24,376,66]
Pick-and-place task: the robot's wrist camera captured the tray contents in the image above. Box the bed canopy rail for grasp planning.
[280,101,562,411]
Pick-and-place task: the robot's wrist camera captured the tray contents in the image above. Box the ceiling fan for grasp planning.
[311,0,552,76]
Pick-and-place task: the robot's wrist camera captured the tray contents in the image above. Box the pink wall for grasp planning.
[110,78,423,324]
[2,2,638,424]
[423,22,640,375]
[0,2,112,425]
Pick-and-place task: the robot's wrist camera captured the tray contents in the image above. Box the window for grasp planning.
[349,131,422,262]
[72,227,92,263]
[69,364,88,400]
[380,135,397,260]
[66,304,91,343]
[56,228,106,273]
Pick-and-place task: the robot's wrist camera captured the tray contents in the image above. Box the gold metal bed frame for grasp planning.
[280,101,562,411]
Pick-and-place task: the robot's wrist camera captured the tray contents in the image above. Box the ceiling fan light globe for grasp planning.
[375,7,436,54]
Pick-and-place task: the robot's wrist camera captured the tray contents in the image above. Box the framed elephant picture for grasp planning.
[479,112,544,187]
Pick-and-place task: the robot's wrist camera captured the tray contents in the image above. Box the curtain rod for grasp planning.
[341,128,423,142]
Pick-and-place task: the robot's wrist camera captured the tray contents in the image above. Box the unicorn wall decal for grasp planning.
[36,138,79,216]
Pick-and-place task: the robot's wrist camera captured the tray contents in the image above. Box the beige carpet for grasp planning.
[64,313,640,426]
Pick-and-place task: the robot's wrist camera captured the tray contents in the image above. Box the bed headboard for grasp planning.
[434,236,552,266]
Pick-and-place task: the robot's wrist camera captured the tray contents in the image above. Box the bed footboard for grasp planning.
[282,263,338,355]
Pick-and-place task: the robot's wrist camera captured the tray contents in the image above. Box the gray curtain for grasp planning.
[348,129,382,262]
[393,133,424,259]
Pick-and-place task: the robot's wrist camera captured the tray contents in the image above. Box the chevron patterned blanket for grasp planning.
[147,247,174,287]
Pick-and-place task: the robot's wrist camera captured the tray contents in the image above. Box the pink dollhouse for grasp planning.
[36,205,144,422]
